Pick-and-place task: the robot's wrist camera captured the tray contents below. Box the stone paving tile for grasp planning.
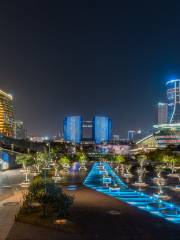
[0,191,22,240]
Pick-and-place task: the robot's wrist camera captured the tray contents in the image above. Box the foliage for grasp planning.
[113,155,126,165]
[34,152,48,171]
[58,155,70,168]
[75,152,87,164]
[28,176,74,217]
[103,153,114,162]
[155,165,165,178]
[162,155,179,173]
[49,148,58,162]
[147,149,165,162]
[16,154,34,169]
[136,154,147,168]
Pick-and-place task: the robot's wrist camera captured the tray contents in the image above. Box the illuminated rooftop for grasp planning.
[0,89,13,100]
[158,102,166,106]
[166,79,180,85]
[153,123,180,129]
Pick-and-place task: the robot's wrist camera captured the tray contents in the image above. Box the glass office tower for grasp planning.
[93,116,112,144]
[64,116,82,143]
[166,79,180,123]
[157,103,168,124]
[0,90,14,137]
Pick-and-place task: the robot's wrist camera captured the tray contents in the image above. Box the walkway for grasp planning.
[0,169,27,240]
[6,170,180,240]
[0,191,22,240]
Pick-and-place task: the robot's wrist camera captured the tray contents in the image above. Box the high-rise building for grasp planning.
[0,90,14,137]
[93,116,111,144]
[157,103,168,124]
[112,134,120,141]
[128,130,136,142]
[14,121,26,140]
[64,116,82,143]
[82,120,93,140]
[166,79,180,123]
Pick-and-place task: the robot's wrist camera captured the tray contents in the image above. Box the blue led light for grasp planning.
[64,116,82,143]
[166,79,179,85]
[84,162,180,224]
[93,116,111,144]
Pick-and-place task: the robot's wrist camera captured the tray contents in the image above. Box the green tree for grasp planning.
[34,152,48,173]
[16,154,34,170]
[155,165,165,178]
[28,176,73,217]
[49,148,58,162]
[103,153,114,162]
[162,155,179,174]
[75,151,87,171]
[113,155,126,173]
[113,154,125,165]
[16,154,34,182]
[58,155,70,169]
[75,152,86,164]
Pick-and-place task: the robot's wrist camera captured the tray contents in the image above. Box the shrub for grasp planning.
[27,176,74,217]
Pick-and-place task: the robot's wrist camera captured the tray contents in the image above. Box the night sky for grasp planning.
[0,0,180,138]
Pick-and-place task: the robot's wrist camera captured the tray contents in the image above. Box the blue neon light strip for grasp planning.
[83,162,180,224]
[166,79,179,85]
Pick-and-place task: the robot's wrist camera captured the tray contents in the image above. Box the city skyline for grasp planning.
[1,1,180,137]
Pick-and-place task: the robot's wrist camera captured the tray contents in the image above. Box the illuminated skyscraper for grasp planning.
[157,103,168,124]
[64,116,82,143]
[93,116,111,144]
[128,130,136,142]
[0,90,14,137]
[166,79,180,123]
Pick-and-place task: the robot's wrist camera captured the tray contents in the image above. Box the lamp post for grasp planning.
[46,142,51,166]
[43,142,51,194]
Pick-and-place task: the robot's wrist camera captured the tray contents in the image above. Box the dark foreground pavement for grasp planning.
[6,185,180,240]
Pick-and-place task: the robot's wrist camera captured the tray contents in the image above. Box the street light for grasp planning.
[42,142,51,193]
[46,142,51,166]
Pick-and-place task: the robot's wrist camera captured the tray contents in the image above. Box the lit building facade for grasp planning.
[157,103,168,124]
[14,121,26,140]
[64,116,82,143]
[0,90,14,137]
[128,130,136,142]
[166,79,180,123]
[151,80,180,147]
[93,116,111,144]
[153,123,180,147]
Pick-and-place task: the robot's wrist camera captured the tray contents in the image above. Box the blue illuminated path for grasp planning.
[83,162,180,225]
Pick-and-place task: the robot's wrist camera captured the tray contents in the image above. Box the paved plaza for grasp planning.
[5,170,180,240]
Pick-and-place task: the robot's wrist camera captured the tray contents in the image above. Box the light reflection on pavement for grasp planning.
[0,169,25,201]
